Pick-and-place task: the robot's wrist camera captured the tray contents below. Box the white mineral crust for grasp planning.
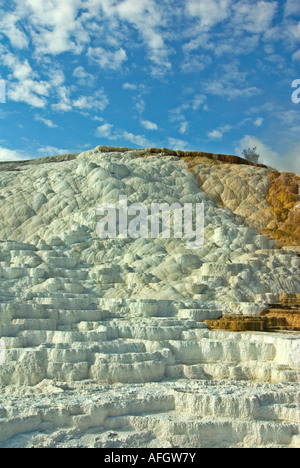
[0,147,299,448]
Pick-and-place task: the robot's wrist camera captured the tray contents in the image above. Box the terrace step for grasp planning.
[11,319,57,331]
[178,309,222,321]
[116,413,299,448]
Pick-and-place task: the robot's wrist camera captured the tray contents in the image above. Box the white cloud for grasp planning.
[179,121,189,135]
[283,145,300,175]
[168,137,191,151]
[0,46,51,108]
[0,146,29,162]
[51,82,109,113]
[204,61,261,100]
[73,89,109,111]
[205,80,260,99]
[35,115,58,128]
[123,83,148,117]
[186,0,232,29]
[96,123,115,139]
[236,135,300,174]
[232,1,278,34]
[114,0,172,73]
[87,47,127,70]
[123,83,138,91]
[8,79,50,108]
[208,130,223,140]
[15,0,89,56]
[0,11,29,49]
[37,146,71,156]
[183,0,280,61]
[141,120,158,131]
[122,131,150,147]
[8,0,173,75]
[292,49,300,61]
[50,69,66,88]
[254,117,264,127]
[169,93,206,136]
[135,98,146,115]
[73,66,96,85]
[51,86,73,112]
[191,94,207,111]
[181,54,212,73]
[96,122,151,147]
[285,0,300,17]
[208,125,232,140]
[169,105,189,133]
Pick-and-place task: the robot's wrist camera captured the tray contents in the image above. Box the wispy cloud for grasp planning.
[208,124,232,140]
[0,11,29,49]
[181,54,212,73]
[169,93,207,136]
[141,119,158,131]
[179,121,189,135]
[96,123,115,139]
[51,86,109,113]
[35,114,58,128]
[4,0,174,77]
[13,0,90,56]
[0,46,50,108]
[96,122,152,148]
[73,89,109,111]
[204,61,261,100]
[285,0,300,17]
[37,146,71,156]
[186,0,232,29]
[254,117,264,127]
[168,137,191,151]
[123,83,138,91]
[87,47,127,70]
[51,86,73,112]
[0,146,29,162]
[231,1,278,35]
[73,66,96,86]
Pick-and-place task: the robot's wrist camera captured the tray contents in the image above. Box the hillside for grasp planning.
[0,146,299,448]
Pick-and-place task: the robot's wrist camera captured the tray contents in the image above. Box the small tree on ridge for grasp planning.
[242,147,260,164]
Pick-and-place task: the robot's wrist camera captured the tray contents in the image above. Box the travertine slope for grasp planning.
[184,156,300,247]
[0,146,299,448]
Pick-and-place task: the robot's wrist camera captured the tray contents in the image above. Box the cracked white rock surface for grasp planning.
[0,147,299,448]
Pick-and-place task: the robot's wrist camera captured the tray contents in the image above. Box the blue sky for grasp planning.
[0,0,299,173]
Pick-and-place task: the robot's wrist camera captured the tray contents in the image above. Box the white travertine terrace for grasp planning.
[0,147,299,448]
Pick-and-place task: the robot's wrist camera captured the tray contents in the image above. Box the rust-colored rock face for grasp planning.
[205,294,300,332]
[261,172,300,246]
[205,313,300,332]
[204,316,266,332]
[182,153,300,248]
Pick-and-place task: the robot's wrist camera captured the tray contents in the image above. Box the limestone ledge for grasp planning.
[0,146,300,449]
[0,380,299,448]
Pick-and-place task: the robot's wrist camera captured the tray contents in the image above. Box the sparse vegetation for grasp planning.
[242,147,260,164]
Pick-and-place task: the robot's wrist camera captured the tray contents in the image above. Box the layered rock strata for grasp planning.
[0,146,299,448]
